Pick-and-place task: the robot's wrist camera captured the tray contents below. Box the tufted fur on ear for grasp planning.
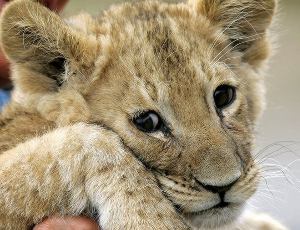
[188,0,277,67]
[0,0,99,91]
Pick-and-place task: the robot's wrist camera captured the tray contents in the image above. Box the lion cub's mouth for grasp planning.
[184,202,236,215]
[154,172,245,227]
[154,172,243,215]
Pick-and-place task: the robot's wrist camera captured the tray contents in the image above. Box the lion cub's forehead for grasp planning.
[103,1,233,100]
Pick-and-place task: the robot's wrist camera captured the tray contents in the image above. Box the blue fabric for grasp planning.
[0,89,10,109]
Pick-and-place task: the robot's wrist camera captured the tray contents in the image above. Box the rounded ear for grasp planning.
[188,0,277,66]
[0,0,99,87]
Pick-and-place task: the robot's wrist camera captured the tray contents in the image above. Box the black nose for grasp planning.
[201,180,237,194]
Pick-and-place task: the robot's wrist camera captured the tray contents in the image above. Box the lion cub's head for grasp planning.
[0,0,276,228]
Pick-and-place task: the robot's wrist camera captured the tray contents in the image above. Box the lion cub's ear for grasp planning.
[188,0,277,67]
[0,0,99,88]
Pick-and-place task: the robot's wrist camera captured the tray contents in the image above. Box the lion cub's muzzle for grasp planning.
[154,163,260,223]
[155,173,238,214]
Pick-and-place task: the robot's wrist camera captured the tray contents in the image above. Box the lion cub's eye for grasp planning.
[133,111,163,133]
[213,85,236,109]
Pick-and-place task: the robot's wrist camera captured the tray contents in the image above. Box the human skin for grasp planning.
[33,217,99,230]
[0,0,68,88]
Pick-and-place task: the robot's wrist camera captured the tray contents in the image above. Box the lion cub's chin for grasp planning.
[183,204,244,229]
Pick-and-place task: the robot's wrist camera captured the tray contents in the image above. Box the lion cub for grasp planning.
[0,0,286,229]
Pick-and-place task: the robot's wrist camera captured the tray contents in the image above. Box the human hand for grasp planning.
[33,216,99,230]
[41,0,68,12]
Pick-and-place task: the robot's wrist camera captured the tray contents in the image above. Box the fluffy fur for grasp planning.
[0,0,286,229]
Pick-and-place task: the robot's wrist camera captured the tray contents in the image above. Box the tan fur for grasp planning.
[0,0,286,229]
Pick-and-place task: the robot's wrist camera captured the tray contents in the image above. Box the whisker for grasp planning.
[253,141,300,163]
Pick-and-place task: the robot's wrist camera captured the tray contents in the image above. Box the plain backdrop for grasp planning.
[65,1,300,229]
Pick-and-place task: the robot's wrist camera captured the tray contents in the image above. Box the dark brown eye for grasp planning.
[133,111,163,133]
[213,85,236,109]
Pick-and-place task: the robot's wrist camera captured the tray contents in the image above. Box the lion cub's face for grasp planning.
[1,0,276,228]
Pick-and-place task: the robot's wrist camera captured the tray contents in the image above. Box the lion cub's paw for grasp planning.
[240,212,287,230]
